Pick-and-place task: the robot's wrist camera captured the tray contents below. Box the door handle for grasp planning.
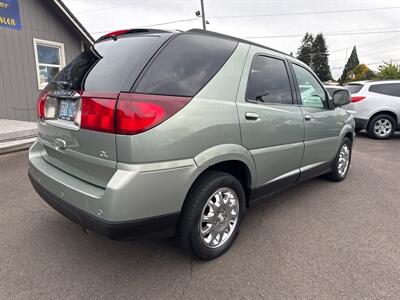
[245,112,260,121]
[304,114,313,121]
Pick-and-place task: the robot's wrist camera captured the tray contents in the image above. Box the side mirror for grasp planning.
[332,89,351,107]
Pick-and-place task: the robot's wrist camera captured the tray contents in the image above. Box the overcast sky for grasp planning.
[63,0,400,79]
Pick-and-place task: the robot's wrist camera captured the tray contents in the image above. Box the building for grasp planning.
[0,0,94,122]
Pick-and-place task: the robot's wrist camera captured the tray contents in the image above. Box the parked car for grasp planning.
[325,85,349,98]
[28,29,354,260]
[342,80,400,139]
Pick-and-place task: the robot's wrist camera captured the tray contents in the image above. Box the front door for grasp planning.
[237,50,305,199]
[290,63,343,180]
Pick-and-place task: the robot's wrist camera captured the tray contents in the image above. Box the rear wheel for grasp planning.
[326,137,352,181]
[176,171,246,260]
[367,114,396,139]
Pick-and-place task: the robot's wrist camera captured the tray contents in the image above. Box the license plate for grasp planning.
[58,99,76,121]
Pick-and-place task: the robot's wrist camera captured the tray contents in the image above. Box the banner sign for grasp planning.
[0,0,21,30]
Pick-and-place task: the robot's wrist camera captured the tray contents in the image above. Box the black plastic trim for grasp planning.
[29,173,180,240]
[354,117,368,130]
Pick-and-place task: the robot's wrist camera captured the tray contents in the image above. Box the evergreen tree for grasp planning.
[311,33,332,81]
[340,46,359,83]
[296,33,314,66]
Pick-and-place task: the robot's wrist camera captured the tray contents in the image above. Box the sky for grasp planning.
[63,0,400,79]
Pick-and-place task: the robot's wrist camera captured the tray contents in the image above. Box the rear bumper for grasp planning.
[28,140,197,239]
[29,172,179,239]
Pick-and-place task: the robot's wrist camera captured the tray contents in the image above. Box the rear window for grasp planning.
[51,36,159,92]
[344,84,363,94]
[369,83,400,97]
[134,34,238,97]
[246,55,293,104]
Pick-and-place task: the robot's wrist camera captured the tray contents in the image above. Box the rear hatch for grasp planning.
[36,31,169,187]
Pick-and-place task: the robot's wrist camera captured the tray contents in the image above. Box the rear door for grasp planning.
[290,62,344,179]
[37,34,165,187]
[237,50,305,198]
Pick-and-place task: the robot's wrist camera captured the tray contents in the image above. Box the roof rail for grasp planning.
[187,28,289,56]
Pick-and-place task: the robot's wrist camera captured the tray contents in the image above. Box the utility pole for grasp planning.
[200,0,206,30]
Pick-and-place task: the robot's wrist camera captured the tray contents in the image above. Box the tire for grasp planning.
[367,114,396,139]
[326,137,352,182]
[176,170,246,260]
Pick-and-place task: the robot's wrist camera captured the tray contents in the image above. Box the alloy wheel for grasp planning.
[373,118,392,138]
[199,187,239,249]
[338,143,350,177]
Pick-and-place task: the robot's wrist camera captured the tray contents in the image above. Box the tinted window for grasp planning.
[344,84,363,94]
[325,87,336,97]
[292,64,326,108]
[246,56,293,104]
[369,83,400,97]
[135,34,237,97]
[52,36,159,92]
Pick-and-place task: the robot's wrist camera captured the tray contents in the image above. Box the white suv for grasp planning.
[343,80,400,139]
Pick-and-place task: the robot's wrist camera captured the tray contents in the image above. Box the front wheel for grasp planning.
[326,137,352,181]
[176,171,246,260]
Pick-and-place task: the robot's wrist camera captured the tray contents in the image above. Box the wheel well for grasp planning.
[368,111,398,128]
[345,131,353,143]
[197,160,252,205]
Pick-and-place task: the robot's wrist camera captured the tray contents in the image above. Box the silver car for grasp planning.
[343,80,400,139]
[28,29,354,259]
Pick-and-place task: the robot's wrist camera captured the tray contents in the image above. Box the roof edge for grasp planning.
[51,0,95,44]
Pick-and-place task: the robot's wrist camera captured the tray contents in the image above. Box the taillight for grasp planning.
[116,93,191,135]
[351,96,366,103]
[80,95,116,133]
[36,92,47,119]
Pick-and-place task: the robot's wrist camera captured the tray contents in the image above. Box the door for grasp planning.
[236,51,305,199]
[290,63,343,180]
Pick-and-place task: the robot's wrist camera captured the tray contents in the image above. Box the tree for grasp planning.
[296,33,314,66]
[347,64,375,81]
[376,62,400,79]
[340,46,359,83]
[310,33,332,81]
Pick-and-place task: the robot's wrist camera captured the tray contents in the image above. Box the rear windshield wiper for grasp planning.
[52,81,73,90]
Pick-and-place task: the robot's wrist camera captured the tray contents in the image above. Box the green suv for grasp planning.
[28,29,354,259]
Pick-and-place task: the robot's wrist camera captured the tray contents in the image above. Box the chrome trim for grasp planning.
[266,169,299,185]
[300,161,329,172]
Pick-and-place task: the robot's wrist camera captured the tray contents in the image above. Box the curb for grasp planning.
[0,137,37,155]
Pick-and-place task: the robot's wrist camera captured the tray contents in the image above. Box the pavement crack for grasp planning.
[189,258,195,280]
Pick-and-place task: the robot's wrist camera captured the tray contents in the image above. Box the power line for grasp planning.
[245,29,400,39]
[90,17,198,35]
[331,58,400,70]
[208,6,400,19]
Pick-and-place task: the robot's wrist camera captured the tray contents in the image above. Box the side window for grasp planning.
[246,55,293,104]
[135,34,238,97]
[369,83,400,97]
[292,64,327,108]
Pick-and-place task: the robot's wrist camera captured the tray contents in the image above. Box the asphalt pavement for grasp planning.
[0,133,399,299]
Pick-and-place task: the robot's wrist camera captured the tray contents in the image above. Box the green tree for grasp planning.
[347,64,375,81]
[310,33,332,81]
[296,33,314,66]
[340,46,359,83]
[376,62,400,79]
